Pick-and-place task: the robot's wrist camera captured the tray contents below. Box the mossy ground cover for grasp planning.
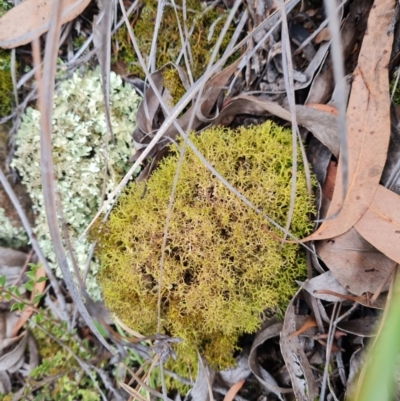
[112,0,236,79]
[93,121,315,386]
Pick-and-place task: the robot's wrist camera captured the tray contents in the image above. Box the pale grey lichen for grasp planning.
[0,207,28,248]
[11,68,141,299]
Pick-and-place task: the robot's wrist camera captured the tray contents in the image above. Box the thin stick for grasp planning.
[323,0,348,207]
[278,0,299,243]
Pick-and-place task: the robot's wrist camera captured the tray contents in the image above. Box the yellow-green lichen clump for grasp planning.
[95,121,314,374]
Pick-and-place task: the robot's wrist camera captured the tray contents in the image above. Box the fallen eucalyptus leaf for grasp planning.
[0,0,91,49]
[316,227,396,296]
[304,0,394,241]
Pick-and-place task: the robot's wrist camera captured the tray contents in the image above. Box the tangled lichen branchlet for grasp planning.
[11,68,141,299]
[112,0,236,79]
[94,121,315,383]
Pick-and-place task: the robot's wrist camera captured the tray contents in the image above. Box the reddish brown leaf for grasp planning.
[322,161,338,201]
[306,104,338,115]
[223,380,245,401]
[289,316,317,338]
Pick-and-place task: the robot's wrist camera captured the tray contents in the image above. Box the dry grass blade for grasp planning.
[170,0,194,84]
[323,0,349,209]
[121,364,175,401]
[278,0,301,243]
[148,0,165,73]
[32,0,114,352]
[118,382,148,401]
[320,302,358,400]
[93,0,115,141]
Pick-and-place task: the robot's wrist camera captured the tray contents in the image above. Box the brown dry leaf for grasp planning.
[295,105,339,157]
[322,161,337,201]
[316,227,396,296]
[223,380,245,401]
[304,0,395,241]
[354,185,400,264]
[314,27,331,44]
[302,270,354,302]
[133,69,165,137]
[0,0,91,49]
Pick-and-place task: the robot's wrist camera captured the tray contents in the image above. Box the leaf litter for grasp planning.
[1,0,400,399]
